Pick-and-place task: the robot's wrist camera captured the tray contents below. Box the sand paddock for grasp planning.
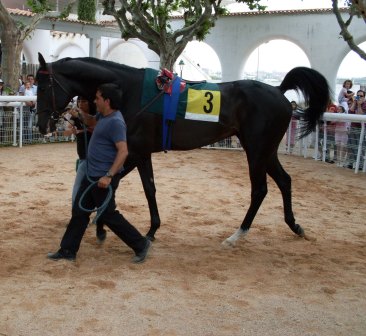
[0,143,365,336]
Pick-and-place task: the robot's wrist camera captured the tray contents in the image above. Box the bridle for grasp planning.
[38,62,73,122]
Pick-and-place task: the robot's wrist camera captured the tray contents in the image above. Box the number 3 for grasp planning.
[204,91,213,113]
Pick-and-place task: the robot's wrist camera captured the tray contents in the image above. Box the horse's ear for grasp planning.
[38,53,46,68]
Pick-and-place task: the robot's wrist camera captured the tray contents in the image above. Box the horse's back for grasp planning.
[218,79,292,129]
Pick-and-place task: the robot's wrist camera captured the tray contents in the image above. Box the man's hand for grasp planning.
[98,176,112,189]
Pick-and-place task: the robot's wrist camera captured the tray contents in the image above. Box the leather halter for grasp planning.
[38,63,72,121]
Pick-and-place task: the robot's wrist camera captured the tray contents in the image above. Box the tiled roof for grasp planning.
[7,7,114,27]
[8,6,349,23]
[225,7,349,17]
[169,7,349,19]
[7,8,33,17]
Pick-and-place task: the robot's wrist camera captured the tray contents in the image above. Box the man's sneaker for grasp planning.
[132,239,151,264]
[47,249,76,261]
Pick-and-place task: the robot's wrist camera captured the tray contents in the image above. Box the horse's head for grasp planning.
[36,53,73,134]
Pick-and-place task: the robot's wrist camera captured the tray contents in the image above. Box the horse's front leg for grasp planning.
[136,155,161,241]
[223,157,268,247]
[119,155,160,241]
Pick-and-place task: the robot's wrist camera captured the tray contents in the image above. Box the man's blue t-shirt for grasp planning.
[87,111,127,177]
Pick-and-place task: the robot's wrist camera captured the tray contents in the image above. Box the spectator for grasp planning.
[347,89,366,169]
[286,100,303,154]
[334,105,349,167]
[338,79,354,112]
[19,74,37,95]
[21,80,36,143]
[324,100,337,163]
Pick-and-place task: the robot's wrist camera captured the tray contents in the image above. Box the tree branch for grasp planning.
[332,0,366,61]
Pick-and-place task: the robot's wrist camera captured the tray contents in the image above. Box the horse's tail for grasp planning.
[279,67,332,138]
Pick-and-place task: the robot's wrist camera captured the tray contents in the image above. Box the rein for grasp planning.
[134,89,164,120]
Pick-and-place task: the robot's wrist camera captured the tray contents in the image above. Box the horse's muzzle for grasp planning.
[37,111,56,135]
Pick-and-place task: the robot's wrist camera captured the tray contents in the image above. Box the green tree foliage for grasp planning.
[78,0,97,22]
[102,0,266,70]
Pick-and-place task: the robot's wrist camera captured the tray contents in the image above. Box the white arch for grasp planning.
[52,42,87,60]
[178,41,222,81]
[21,45,32,65]
[241,35,311,78]
[102,40,148,68]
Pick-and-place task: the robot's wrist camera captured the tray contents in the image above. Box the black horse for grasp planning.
[36,53,330,245]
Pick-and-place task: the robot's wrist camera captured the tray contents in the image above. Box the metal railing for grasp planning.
[207,112,366,174]
[1,96,365,174]
[0,95,72,147]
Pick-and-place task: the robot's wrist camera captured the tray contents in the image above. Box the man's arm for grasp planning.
[70,108,97,128]
[98,141,128,188]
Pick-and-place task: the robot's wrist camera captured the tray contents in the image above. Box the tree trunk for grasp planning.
[0,1,23,93]
[158,38,186,71]
[0,2,46,93]
[1,29,22,93]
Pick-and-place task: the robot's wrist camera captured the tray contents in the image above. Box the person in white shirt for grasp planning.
[21,80,36,143]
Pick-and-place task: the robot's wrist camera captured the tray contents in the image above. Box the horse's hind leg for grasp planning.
[224,160,268,246]
[136,155,161,241]
[266,155,305,238]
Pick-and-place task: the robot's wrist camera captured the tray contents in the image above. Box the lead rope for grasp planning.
[77,114,113,224]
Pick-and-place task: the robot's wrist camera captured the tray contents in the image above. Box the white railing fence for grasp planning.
[0,96,71,147]
[1,96,365,174]
[207,113,366,174]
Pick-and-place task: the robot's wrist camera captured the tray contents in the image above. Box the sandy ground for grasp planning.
[0,143,365,336]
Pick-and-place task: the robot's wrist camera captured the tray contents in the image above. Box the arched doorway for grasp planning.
[176,41,222,81]
[243,39,310,102]
[336,41,366,96]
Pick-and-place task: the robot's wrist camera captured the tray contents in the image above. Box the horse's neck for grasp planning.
[62,61,144,116]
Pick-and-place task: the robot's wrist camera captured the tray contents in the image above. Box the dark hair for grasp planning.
[97,83,122,110]
[343,79,353,88]
[77,96,97,115]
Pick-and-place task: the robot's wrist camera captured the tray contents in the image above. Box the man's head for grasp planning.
[27,74,35,85]
[356,90,365,103]
[95,83,122,112]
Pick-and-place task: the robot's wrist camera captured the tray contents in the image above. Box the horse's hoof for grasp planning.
[303,232,316,242]
[296,226,316,242]
[295,224,305,237]
[146,234,155,242]
[222,238,235,248]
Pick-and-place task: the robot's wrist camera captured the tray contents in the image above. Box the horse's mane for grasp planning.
[54,57,144,73]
